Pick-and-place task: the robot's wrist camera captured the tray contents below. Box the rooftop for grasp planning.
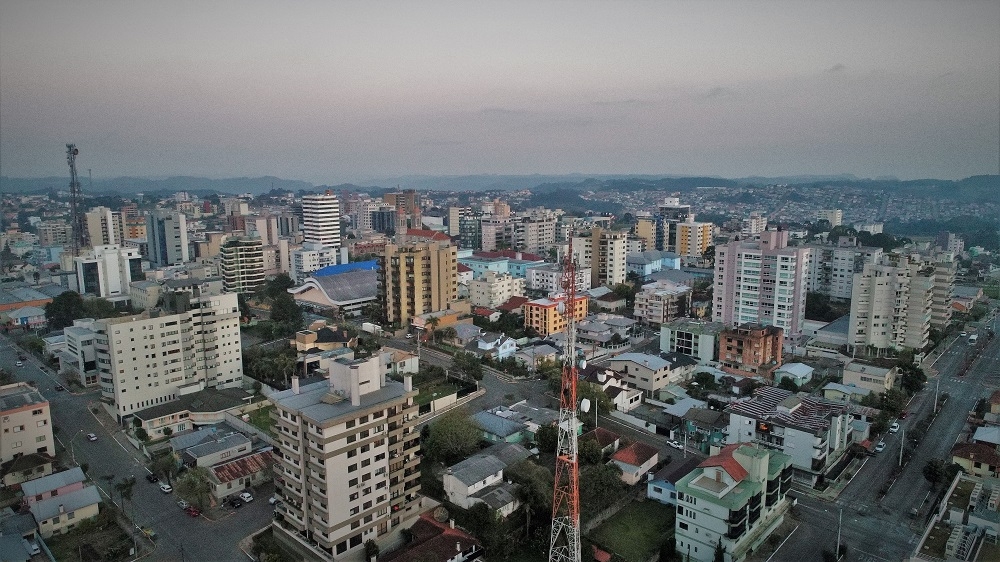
[651,457,701,485]
[29,485,101,522]
[610,442,659,468]
[133,387,250,422]
[472,410,527,438]
[448,454,507,487]
[185,433,251,458]
[20,467,85,498]
[272,378,409,426]
[209,450,273,484]
[952,442,1000,467]
[728,386,860,434]
[0,383,47,412]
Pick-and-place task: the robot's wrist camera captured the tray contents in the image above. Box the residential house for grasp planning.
[292,322,358,353]
[680,408,730,453]
[181,433,251,467]
[443,454,520,517]
[514,343,561,372]
[609,442,659,485]
[647,457,700,505]
[207,450,274,501]
[951,443,1000,479]
[973,427,1000,448]
[821,383,873,404]
[1,306,46,330]
[580,427,621,456]
[842,361,898,394]
[772,363,814,388]
[609,352,698,399]
[578,366,643,412]
[465,332,517,361]
[472,411,527,444]
[381,348,419,377]
[380,513,482,562]
[20,467,86,505]
[28,485,101,538]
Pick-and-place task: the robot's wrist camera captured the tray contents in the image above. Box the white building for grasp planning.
[514,209,559,254]
[817,209,843,227]
[469,271,526,309]
[848,255,936,351]
[146,210,190,267]
[74,244,144,298]
[526,263,590,295]
[302,191,342,247]
[84,206,119,246]
[573,228,628,288]
[675,219,714,260]
[805,238,883,301]
[93,289,244,422]
[740,213,767,239]
[291,242,350,283]
[634,280,692,327]
[220,238,265,294]
[659,319,726,364]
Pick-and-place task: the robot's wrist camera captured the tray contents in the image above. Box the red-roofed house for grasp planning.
[207,450,274,502]
[952,442,1000,478]
[457,263,473,285]
[580,427,621,455]
[498,295,530,315]
[475,250,546,262]
[697,443,750,482]
[381,513,483,562]
[610,442,659,485]
[407,229,452,243]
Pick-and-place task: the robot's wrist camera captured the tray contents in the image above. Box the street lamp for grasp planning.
[69,429,84,464]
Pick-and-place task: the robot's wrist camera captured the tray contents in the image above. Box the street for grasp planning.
[1,334,272,562]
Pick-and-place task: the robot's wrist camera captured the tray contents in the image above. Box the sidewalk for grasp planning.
[792,455,868,502]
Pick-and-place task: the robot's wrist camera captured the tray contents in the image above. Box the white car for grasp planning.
[875,441,886,453]
[239,492,254,503]
[889,422,900,433]
[159,482,173,493]
[960,331,968,337]
[86,433,97,442]
[14,361,23,367]
[667,440,684,450]
[405,334,413,339]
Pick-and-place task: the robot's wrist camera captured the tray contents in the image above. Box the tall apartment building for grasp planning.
[220,238,266,294]
[480,216,513,252]
[523,294,588,337]
[269,355,421,559]
[740,212,768,239]
[654,198,693,251]
[816,209,843,227]
[447,207,468,237]
[674,444,792,562]
[123,217,147,240]
[718,324,784,379]
[514,209,558,254]
[247,215,280,246]
[634,216,656,251]
[675,219,714,259]
[0,382,54,469]
[381,241,457,327]
[302,192,342,247]
[277,213,300,237]
[84,206,119,247]
[291,243,350,282]
[75,245,144,298]
[37,221,73,246]
[848,255,935,351]
[146,210,190,267]
[526,263,590,295]
[634,280,692,327]
[936,232,964,255]
[383,190,420,228]
[713,230,811,341]
[806,238,883,300]
[573,228,627,288]
[458,214,483,250]
[93,290,244,422]
[469,271,526,309]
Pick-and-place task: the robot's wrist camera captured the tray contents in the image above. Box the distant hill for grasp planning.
[0,175,315,196]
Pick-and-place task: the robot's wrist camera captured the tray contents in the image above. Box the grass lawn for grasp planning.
[46,506,135,562]
[415,382,460,406]
[588,500,675,562]
[248,404,275,436]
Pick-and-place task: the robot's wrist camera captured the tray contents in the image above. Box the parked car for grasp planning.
[14,361,23,367]
[177,499,190,510]
[21,539,40,556]
[667,440,684,450]
[159,482,173,493]
[228,497,243,509]
[184,506,201,517]
[405,333,413,339]
[145,474,159,483]
[875,441,886,453]
[899,411,908,419]
[269,496,281,505]
[86,433,98,442]
[889,422,900,433]
[960,331,968,337]
[239,492,254,503]
[17,353,26,361]
[54,384,65,391]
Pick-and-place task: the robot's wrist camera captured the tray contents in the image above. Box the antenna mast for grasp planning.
[550,233,581,562]
[66,144,85,257]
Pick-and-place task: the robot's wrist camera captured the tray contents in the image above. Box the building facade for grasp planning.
[469,271,526,309]
[146,210,190,267]
[523,295,588,337]
[381,241,457,328]
[0,383,54,467]
[718,324,784,379]
[634,280,692,327]
[660,319,726,364]
[74,245,143,298]
[220,238,266,294]
[302,192,342,247]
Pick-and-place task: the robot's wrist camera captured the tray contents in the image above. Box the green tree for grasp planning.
[45,291,86,330]
[923,458,945,487]
[364,539,380,561]
[900,365,927,395]
[451,351,484,381]
[536,423,558,453]
[424,409,481,464]
[466,502,512,558]
[175,467,213,509]
[149,454,180,485]
[260,273,296,302]
[162,427,173,437]
[237,292,253,322]
[579,438,603,464]
[270,293,303,329]
[579,463,625,519]
[505,460,553,538]
[714,538,725,562]
[82,297,119,319]
[135,427,150,442]
[777,377,799,393]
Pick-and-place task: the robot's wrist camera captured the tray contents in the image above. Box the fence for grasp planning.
[225,412,277,448]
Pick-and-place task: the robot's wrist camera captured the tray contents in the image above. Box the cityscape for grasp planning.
[1,3,999,562]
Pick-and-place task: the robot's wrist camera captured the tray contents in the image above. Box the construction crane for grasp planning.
[549,236,581,562]
[65,144,85,257]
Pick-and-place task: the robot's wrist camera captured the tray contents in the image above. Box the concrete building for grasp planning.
[936,232,964,255]
[841,361,898,394]
[58,318,100,386]
[634,280,692,327]
[383,190,421,228]
[448,206,468,237]
[526,263,590,295]
[469,271,525,309]
[37,221,73,246]
[514,209,559,254]
[0,383,54,478]
[302,191,342,247]
[609,353,695,398]
[381,241,457,328]
[805,238,883,300]
[573,228,628,288]
[627,250,681,280]
[660,319,726,364]
[146,210,190,267]
[83,206,118,246]
[93,290,244,422]
[718,324,784,379]
[220,238,265,294]
[269,355,422,560]
[291,242,350,283]
[674,444,793,562]
[740,213,768,239]
[848,254,938,352]
[74,244,143,298]
[816,209,843,227]
[675,219,714,260]
[654,198,694,252]
[713,230,811,342]
[523,294,588,337]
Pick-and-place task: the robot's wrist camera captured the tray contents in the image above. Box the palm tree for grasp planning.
[426,316,440,342]
[175,467,214,509]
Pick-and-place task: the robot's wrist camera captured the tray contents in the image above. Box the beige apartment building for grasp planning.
[93,290,244,422]
[573,227,628,288]
[634,280,692,327]
[0,383,54,485]
[270,355,422,559]
[221,237,266,294]
[469,271,526,309]
[848,253,941,352]
[381,241,457,328]
[675,219,714,260]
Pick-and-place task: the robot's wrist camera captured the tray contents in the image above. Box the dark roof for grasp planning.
[381,513,481,562]
[660,351,699,368]
[952,442,1000,467]
[683,408,728,428]
[315,327,352,343]
[652,457,701,485]
[133,387,250,421]
[581,427,620,448]
[210,451,273,484]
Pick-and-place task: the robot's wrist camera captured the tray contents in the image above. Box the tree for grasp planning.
[714,538,725,562]
[260,273,296,302]
[466,502,513,558]
[579,463,625,518]
[237,292,253,322]
[424,409,481,464]
[900,364,927,395]
[579,438,603,464]
[82,297,118,319]
[134,427,150,442]
[175,467,213,509]
[270,293,303,329]
[451,351,484,381]
[115,476,137,515]
[923,458,945,487]
[506,460,553,539]
[777,377,799,393]
[45,291,85,330]
[162,427,173,437]
[536,423,558,453]
[364,539,380,561]
[149,454,180,485]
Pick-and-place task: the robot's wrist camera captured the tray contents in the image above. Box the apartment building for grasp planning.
[292,243,349,283]
[302,192,342,247]
[841,361,898,394]
[61,318,100,386]
[523,294,588,337]
[848,255,934,351]
[634,216,656,250]
[220,238,266,294]
[659,319,726,364]
[634,280,692,327]
[816,209,843,227]
[469,271,526,309]
[0,383,54,480]
[74,244,143,298]
[447,207,468,237]
[654,198,693,252]
[726,387,858,485]
[514,209,559,254]
[146,210,190,267]
[675,219,714,260]
[713,230,811,341]
[936,232,964,255]
[674,444,792,562]
[93,290,244,422]
[37,221,73,246]
[269,355,421,559]
[480,216,513,252]
[526,263,590,295]
[383,190,420,227]
[805,238,884,300]
[740,213,768,239]
[609,353,696,398]
[381,241,457,328]
[718,324,784,379]
[573,227,628,288]
[84,206,119,247]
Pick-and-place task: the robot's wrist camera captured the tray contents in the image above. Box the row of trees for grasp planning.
[45,291,121,330]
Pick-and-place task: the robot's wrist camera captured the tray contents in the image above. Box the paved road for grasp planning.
[774,318,1000,562]
[0,334,272,562]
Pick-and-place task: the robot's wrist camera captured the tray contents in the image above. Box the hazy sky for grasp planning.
[2,1,998,184]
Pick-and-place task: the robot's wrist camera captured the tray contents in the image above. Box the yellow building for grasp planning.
[635,217,656,251]
[382,241,458,327]
[675,220,714,259]
[523,295,588,337]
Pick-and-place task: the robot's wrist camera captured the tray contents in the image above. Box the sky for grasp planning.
[1,1,998,184]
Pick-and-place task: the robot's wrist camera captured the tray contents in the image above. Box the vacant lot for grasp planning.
[588,500,675,562]
[46,506,136,562]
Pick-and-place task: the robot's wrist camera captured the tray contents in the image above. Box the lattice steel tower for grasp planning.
[65,144,85,257]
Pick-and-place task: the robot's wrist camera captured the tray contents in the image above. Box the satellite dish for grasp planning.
[556,302,566,314]
[433,506,449,522]
[581,398,591,413]
[579,359,587,370]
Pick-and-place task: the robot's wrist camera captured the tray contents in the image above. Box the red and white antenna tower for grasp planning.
[65,144,85,257]
[549,236,581,562]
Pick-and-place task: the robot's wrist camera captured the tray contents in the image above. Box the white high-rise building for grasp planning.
[302,192,342,247]
[805,238,883,300]
[291,243,350,283]
[93,289,244,422]
[75,245,144,298]
[573,228,628,287]
[84,206,119,247]
[146,210,190,267]
[469,271,526,308]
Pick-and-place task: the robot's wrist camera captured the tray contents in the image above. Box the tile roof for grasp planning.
[990,390,1000,406]
[406,229,451,242]
[209,451,273,484]
[581,427,620,448]
[952,442,1000,467]
[481,442,532,466]
[610,442,659,468]
[185,433,251,459]
[498,296,529,312]
[447,455,506,487]
[380,512,481,562]
[651,457,701,485]
[698,444,749,482]
[20,467,85,497]
[29,485,100,522]
[471,411,526,438]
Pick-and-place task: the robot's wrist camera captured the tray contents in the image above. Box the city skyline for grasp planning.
[1,1,998,183]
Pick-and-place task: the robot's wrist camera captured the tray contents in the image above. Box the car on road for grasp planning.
[889,422,900,433]
[86,433,97,442]
[177,499,190,509]
[239,492,254,503]
[54,384,65,391]
[899,411,908,419]
[405,333,413,339]
[667,440,684,450]
[17,353,26,361]
[14,361,23,367]
[159,482,173,493]
[145,473,159,483]
[960,331,968,337]
[875,441,886,453]
[184,506,201,517]
[228,497,243,509]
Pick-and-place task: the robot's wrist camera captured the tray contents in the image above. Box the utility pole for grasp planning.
[836,507,843,559]
[899,427,905,467]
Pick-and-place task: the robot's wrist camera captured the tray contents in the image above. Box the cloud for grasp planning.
[590,98,654,107]
[703,86,734,99]
[416,139,465,146]
[825,63,847,73]
[479,107,532,117]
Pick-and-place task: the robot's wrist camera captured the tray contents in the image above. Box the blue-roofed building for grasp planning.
[458,256,509,280]
[312,260,380,277]
[472,411,527,444]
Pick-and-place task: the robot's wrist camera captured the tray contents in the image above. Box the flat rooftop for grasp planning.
[270,379,409,425]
